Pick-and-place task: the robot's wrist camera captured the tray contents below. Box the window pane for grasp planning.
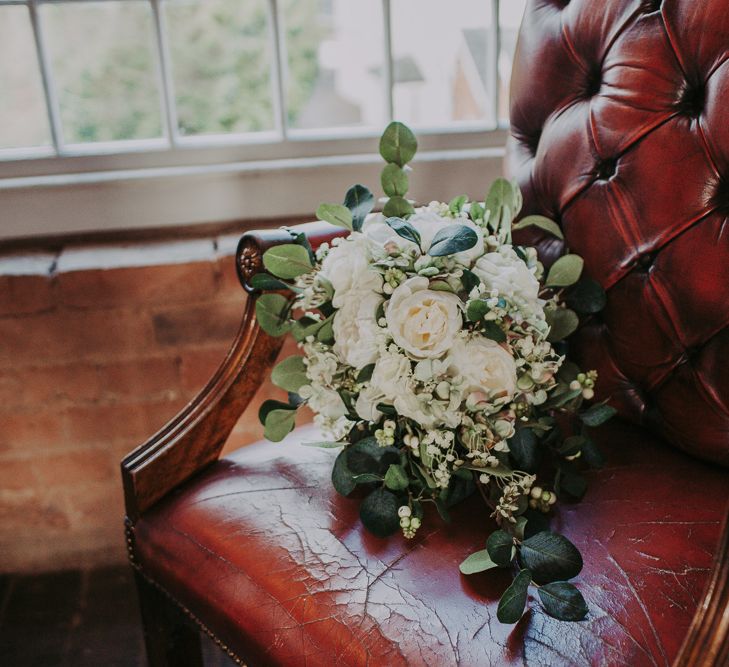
[281,0,387,131]
[41,1,162,144]
[499,0,526,122]
[0,6,51,150]
[165,0,275,137]
[390,0,496,128]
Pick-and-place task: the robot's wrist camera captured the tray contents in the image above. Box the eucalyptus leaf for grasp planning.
[360,487,401,538]
[509,428,540,473]
[485,178,516,237]
[459,549,499,575]
[386,216,421,246]
[348,437,399,475]
[565,278,607,314]
[428,225,478,257]
[558,469,588,500]
[581,438,605,469]
[384,464,410,491]
[292,314,332,343]
[487,530,515,567]
[546,307,579,342]
[381,163,409,197]
[546,255,584,288]
[271,355,309,393]
[263,408,296,442]
[580,403,617,427]
[249,273,293,292]
[383,196,415,218]
[461,268,481,294]
[448,194,468,215]
[520,532,583,584]
[258,399,295,425]
[344,184,375,232]
[497,569,532,624]
[512,215,564,240]
[469,201,485,222]
[482,321,507,343]
[466,299,490,322]
[316,203,353,230]
[332,449,356,496]
[379,121,418,167]
[316,317,335,344]
[538,581,588,621]
[262,244,314,280]
[355,363,375,384]
[353,472,384,484]
[255,293,291,337]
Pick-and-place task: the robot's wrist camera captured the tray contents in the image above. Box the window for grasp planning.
[0,0,526,239]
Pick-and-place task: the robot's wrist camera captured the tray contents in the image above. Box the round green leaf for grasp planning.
[384,464,409,491]
[262,244,313,280]
[250,273,301,292]
[537,581,588,621]
[255,293,291,337]
[344,184,375,232]
[379,121,418,166]
[316,203,353,230]
[469,201,486,222]
[448,194,468,214]
[383,195,415,218]
[466,299,490,322]
[565,278,607,314]
[482,321,507,343]
[546,254,584,288]
[512,214,564,240]
[580,403,617,427]
[263,408,296,442]
[487,530,515,567]
[546,307,579,342]
[428,224,478,257]
[508,427,540,473]
[381,163,409,197]
[459,549,498,575]
[360,487,401,538]
[332,449,356,496]
[520,531,583,584]
[271,355,309,393]
[497,569,532,624]
[386,216,420,245]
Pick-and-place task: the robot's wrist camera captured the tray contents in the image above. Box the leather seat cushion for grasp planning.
[132,420,729,666]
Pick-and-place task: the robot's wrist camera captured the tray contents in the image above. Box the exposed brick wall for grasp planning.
[0,233,307,573]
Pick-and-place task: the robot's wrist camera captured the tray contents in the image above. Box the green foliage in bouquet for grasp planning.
[254,121,616,624]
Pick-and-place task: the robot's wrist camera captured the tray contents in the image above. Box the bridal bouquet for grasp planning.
[254,122,614,624]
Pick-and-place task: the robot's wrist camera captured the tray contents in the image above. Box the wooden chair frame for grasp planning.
[121,221,729,667]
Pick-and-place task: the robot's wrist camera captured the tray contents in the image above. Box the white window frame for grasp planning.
[0,0,511,241]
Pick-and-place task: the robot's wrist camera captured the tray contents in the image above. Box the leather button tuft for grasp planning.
[640,0,662,12]
[709,177,729,215]
[595,157,618,180]
[583,65,602,98]
[637,252,656,271]
[675,79,706,118]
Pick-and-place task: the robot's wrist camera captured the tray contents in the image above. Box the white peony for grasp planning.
[332,290,384,369]
[370,347,412,400]
[448,337,517,403]
[386,276,462,359]
[319,233,383,308]
[354,384,384,422]
[472,245,540,307]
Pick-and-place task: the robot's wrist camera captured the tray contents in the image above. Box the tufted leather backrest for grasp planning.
[506,0,729,466]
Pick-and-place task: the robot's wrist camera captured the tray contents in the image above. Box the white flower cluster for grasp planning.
[295,204,564,486]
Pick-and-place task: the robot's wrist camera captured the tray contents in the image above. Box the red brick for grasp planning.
[98,356,180,400]
[0,488,71,532]
[35,447,115,487]
[0,411,67,451]
[0,274,55,316]
[56,262,217,309]
[153,299,243,347]
[0,457,38,491]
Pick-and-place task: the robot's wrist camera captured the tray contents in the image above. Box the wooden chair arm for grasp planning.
[121,220,347,522]
[674,501,729,666]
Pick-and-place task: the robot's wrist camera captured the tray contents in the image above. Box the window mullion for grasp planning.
[28,0,63,154]
[382,0,394,121]
[268,0,288,140]
[489,0,501,127]
[150,0,178,148]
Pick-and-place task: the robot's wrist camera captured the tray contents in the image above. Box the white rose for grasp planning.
[394,391,462,430]
[472,245,540,307]
[332,291,384,369]
[386,277,462,359]
[448,337,517,403]
[320,233,383,308]
[355,384,384,422]
[370,347,412,400]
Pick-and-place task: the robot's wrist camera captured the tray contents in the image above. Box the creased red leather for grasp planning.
[133,420,729,666]
[506,0,729,465]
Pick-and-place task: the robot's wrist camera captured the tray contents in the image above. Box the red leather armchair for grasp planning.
[122,2,729,665]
